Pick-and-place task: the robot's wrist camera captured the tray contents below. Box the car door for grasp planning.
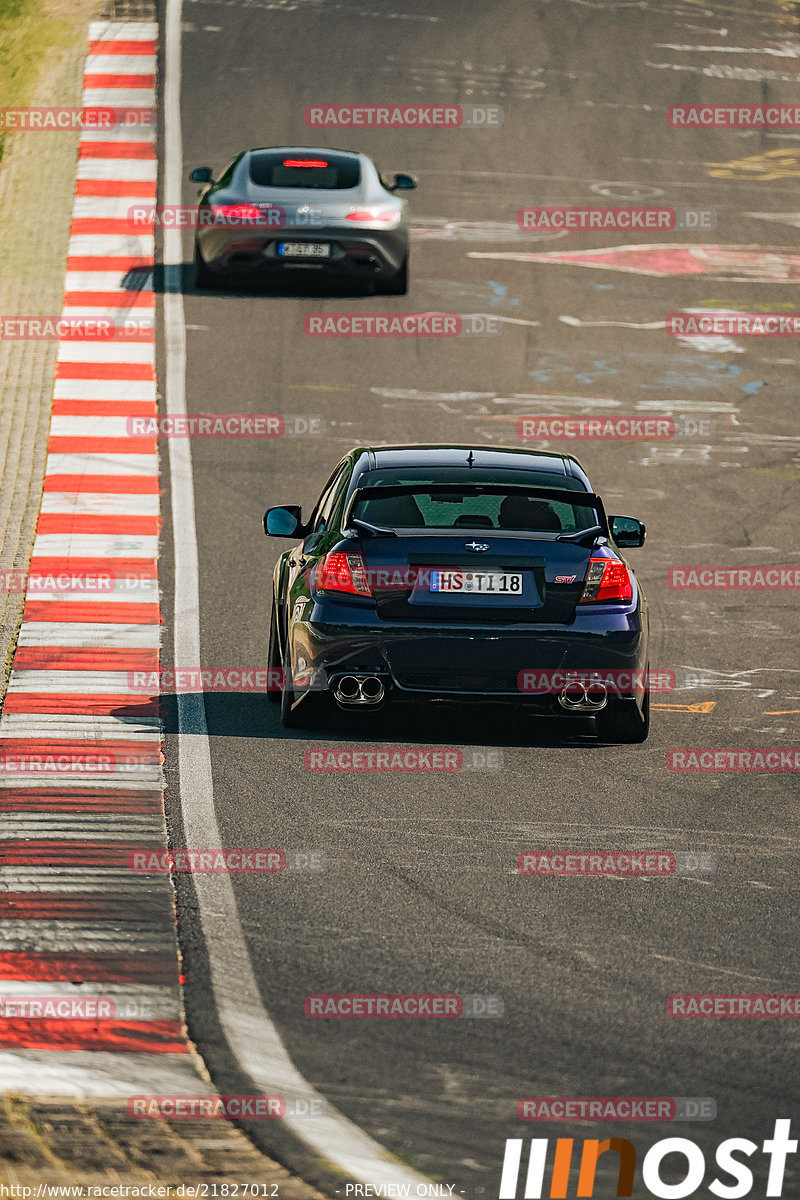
[283,460,353,647]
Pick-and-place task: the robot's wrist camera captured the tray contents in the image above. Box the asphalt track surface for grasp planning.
[158,0,800,1194]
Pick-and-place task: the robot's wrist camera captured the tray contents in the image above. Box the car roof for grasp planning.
[347,444,592,486]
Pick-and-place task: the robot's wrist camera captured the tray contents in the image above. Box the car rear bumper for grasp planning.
[287,603,648,706]
[195,225,407,279]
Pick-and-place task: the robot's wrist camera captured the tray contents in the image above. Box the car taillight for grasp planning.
[317,552,372,597]
[579,557,633,603]
[283,158,327,168]
[211,203,264,222]
[346,209,402,224]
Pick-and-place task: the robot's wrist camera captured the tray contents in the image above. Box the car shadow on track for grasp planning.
[154,691,601,749]
[148,262,389,300]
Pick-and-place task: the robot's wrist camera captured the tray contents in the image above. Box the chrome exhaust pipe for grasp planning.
[558,681,608,713]
[333,674,385,708]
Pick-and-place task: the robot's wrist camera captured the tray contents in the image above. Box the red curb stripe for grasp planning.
[79,141,156,158]
[76,179,156,197]
[62,291,154,307]
[82,75,156,88]
[55,363,155,380]
[51,400,156,416]
[29,557,157,577]
[0,737,160,757]
[43,476,160,494]
[13,647,159,670]
[71,219,152,235]
[21,603,161,625]
[0,789,163,813]
[36,514,160,535]
[68,255,153,269]
[0,953,178,985]
[0,894,173,919]
[0,894,173,918]
[2,694,161,715]
[88,40,157,54]
[0,841,161,866]
[49,437,157,455]
[0,1020,186,1053]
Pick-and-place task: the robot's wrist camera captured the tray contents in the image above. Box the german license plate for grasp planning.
[429,570,523,594]
[277,242,330,258]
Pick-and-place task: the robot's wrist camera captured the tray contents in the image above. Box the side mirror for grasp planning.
[390,172,417,191]
[189,167,213,183]
[264,505,304,538]
[609,515,646,548]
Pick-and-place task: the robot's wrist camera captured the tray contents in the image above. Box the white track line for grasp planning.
[162,0,432,1186]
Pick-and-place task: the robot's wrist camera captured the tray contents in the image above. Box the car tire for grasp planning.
[266,600,281,705]
[595,690,650,744]
[379,258,409,295]
[194,242,215,289]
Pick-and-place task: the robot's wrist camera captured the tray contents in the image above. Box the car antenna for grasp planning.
[466,450,475,466]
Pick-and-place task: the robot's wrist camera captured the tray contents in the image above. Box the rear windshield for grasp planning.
[352,468,597,534]
[249,151,361,190]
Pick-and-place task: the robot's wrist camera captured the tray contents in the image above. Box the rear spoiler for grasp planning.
[343,482,608,534]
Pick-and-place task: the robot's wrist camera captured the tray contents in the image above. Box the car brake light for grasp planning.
[283,158,328,168]
[317,552,372,597]
[579,557,633,603]
[211,203,264,222]
[346,209,402,224]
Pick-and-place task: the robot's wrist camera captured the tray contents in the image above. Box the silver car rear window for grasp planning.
[249,151,361,189]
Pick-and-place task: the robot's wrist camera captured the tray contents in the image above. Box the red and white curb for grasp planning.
[0,20,207,1096]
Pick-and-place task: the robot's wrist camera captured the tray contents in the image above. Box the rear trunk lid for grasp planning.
[357,533,595,625]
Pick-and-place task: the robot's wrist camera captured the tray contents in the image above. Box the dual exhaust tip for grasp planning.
[557,681,608,713]
[333,674,385,707]
[333,674,606,713]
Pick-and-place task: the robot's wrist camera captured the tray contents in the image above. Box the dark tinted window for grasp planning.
[353,468,597,533]
[249,152,361,190]
[215,155,242,188]
[313,463,350,532]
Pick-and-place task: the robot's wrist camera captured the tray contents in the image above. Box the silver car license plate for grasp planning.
[278,242,330,258]
[429,570,523,594]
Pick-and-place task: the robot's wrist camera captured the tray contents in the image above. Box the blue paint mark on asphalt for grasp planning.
[487,280,521,308]
[528,351,746,389]
[743,381,764,395]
